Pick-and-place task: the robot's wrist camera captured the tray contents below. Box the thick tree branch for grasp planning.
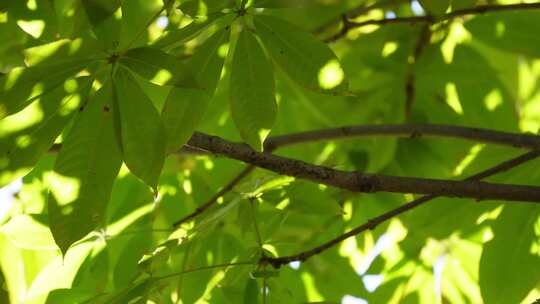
[260,149,540,268]
[326,2,540,42]
[264,124,540,151]
[188,132,540,202]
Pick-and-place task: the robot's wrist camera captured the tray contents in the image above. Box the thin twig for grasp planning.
[260,149,540,268]
[327,2,540,42]
[172,165,255,227]
[404,25,431,120]
[155,261,254,281]
[188,132,540,202]
[249,198,264,248]
[264,124,540,151]
[315,0,407,34]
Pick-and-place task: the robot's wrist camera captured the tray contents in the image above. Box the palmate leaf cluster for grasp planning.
[0,0,539,303]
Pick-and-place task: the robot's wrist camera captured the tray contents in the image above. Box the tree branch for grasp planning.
[264,124,540,151]
[326,2,540,42]
[188,132,540,202]
[260,149,540,268]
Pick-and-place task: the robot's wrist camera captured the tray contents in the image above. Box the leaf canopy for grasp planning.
[0,1,539,303]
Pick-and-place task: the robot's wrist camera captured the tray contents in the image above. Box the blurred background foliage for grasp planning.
[0,0,539,303]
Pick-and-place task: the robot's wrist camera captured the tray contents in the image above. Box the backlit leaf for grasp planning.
[48,83,122,255]
[0,59,94,118]
[479,204,540,304]
[254,14,348,94]
[229,29,276,151]
[0,77,92,187]
[113,67,166,189]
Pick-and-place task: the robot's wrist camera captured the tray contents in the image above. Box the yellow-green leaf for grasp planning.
[0,59,93,118]
[479,205,540,304]
[0,76,92,187]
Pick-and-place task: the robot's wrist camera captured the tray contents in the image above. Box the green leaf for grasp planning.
[254,14,348,94]
[45,288,98,304]
[251,0,309,8]
[54,0,87,38]
[243,278,259,304]
[118,47,198,87]
[22,38,103,66]
[119,0,163,49]
[48,83,122,255]
[251,269,280,278]
[229,29,277,151]
[81,0,121,49]
[347,149,369,172]
[418,0,449,15]
[113,67,167,189]
[0,215,56,250]
[81,0,120,26]
[162,88,210,153]
[152,14,225,50]
[0,76,92,187]
[479,205,540,304]
[0,59,93,118]
[189,27,230,94]
[161,28,229,153]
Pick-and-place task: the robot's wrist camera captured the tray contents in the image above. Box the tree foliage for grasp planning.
[0,0,539,303]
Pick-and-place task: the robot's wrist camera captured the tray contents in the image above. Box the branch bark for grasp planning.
[260,149,540,268]
[188,132,540,202]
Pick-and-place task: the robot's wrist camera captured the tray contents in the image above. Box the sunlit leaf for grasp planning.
[0,215,56,250]
[479,204,540,304]
[118,47,197,88]
[0,76,92,187]
[189,27,230,94]
[254,14,348,94]
[465,11,540,58]
[119,0,162,49]
[152,14,226,50]
[0,59,94,118]
[161,28,229,153]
